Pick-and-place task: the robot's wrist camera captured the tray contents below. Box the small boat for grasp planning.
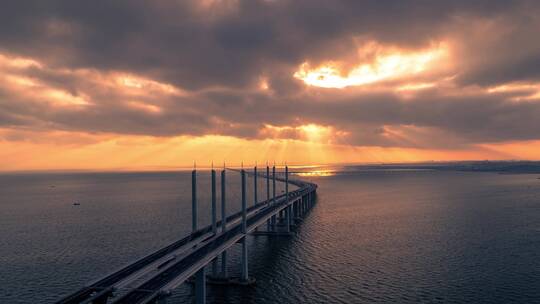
[73,202,81,206]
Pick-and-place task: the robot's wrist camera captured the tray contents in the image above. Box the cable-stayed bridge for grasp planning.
[55,166,318,304]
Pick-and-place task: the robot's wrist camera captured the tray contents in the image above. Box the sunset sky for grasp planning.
[2,0,540,170]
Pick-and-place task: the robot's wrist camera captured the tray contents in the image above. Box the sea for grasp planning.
[1,165,540,303]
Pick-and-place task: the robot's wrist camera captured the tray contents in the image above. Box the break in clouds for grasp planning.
[2,0,540,149]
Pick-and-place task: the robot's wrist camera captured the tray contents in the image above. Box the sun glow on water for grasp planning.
[296,170,336,177]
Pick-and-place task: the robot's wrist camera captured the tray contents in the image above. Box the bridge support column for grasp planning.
[285,166,291,233]
[195,267,206,304]
[266,165,271,231]
[271,165,277,231]
[254,166,258,232]
[192,169,197,233]
[254,166,258,206]
[211,169,218,277]
[221,250,228,278]
[156,294,169,304]
[241,169,247,233]
[241,169,251,283]
[221,169,228,278]
[241,237,249,282]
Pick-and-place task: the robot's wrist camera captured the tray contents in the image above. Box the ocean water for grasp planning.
[1,167,540,303]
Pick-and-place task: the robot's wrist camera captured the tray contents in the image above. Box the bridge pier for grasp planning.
[156,297,167,304]
[195,267,206,304]
[241,237,249,282]
[156,291,171,304]
[294,199,303,223]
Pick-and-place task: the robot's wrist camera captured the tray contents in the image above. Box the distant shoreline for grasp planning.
[2,160,540,175]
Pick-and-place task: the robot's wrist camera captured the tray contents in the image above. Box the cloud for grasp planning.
[1,0,540,157]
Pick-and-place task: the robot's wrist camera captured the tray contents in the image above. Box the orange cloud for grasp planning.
[294,41,450,89]
[1,47,540,172]
[0,52,183,112]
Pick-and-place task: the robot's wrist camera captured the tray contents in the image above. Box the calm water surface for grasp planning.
[1,168,540,303]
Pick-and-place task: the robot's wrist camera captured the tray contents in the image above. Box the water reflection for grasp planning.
[295,170,336,177]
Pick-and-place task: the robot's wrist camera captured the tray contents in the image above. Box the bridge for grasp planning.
[55,166,318,304]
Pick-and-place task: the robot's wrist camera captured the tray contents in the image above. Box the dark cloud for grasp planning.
[1,0,540,149]
[1,0,533,87]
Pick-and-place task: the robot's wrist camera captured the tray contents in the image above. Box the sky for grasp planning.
[2,0,540,170]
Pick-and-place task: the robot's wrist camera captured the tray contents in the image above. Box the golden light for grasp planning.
[121,77,143,88]
[396,82,436,91]
[259,77,270,90]
[298,124,328,142]
[3,72,90,107]
[5,75,38,87]
[3,127,533,171]
[260,123,347,143]
[294,43,448,89]
[0,53,42,69]
[115,75,181,95]
[487,82,540,101]
[44,90,90,106]
[128,101,162,113]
